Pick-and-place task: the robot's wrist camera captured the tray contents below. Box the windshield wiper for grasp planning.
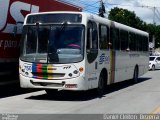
[47,22,68,63]
[60,21,68,31]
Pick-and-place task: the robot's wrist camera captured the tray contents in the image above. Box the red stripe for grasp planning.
[37,64,43,79]
[37,64,42,73]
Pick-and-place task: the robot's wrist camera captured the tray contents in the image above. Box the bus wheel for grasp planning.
[97,72,105,96]
[152,65,155,71]
[133,67,139,83]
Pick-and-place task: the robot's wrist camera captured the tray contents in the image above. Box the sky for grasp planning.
[61,0,160,25]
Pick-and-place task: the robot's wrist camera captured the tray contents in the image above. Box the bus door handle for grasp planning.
[95,62,98,69]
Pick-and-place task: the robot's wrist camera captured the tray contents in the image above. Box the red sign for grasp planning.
[0,0,81,59]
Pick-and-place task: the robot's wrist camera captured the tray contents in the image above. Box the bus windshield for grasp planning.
[20,24,84,64]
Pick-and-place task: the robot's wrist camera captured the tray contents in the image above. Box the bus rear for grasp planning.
[19,12,87,91]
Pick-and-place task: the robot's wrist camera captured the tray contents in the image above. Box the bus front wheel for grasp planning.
[97,72,105,96]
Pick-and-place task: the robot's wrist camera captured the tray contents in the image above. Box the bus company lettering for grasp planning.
[129,53,140,58]
[0,0,39,33]
[99,53,109,64]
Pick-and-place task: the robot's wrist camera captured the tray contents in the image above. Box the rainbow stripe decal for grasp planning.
[32,64,54,79]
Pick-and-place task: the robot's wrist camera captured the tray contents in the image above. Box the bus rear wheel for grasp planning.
[133,66,139,83]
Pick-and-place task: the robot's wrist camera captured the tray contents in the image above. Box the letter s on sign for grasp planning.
[2,1,39,34]
[10,2,39,23]
[0,0,9,31]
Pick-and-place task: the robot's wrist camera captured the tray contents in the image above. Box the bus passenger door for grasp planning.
[86,21,99,89]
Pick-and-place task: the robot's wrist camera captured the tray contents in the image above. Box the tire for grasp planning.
[133,67,139,83]
[152,65,155,71]
[97,72,105,96]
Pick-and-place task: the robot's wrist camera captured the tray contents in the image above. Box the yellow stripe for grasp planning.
[47,64,53,79]
[47,64,53,73]
[109,50,114,84]
[48,74,53,80]
[109,50,115,84]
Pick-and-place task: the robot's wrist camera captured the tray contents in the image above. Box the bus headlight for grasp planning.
[73,70,78,74]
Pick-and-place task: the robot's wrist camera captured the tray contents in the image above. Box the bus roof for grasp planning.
[25,11,149,36]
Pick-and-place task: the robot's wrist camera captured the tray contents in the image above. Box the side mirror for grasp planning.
[13,21,24,36]
[13,25,17,37]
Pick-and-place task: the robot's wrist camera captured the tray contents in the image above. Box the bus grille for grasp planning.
[32,72,65,80]
[30,80,64,87]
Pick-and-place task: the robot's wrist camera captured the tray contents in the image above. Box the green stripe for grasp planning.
[42,64,47,73]
[42,64,48,79]
[43,74,48,79]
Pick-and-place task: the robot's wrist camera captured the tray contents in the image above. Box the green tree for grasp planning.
[108,7,144,30]
[155,25,160,48]
[108,7,160,48]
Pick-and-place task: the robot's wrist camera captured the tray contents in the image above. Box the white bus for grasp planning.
[19,12,149,94]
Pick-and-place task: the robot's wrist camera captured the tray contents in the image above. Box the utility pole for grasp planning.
[152,7,156,55]
[99,0,105,17]
[141,5,157,55]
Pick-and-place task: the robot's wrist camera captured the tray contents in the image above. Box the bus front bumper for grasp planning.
[19,74,88,91]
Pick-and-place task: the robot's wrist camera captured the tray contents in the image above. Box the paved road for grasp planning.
[0,71,160,119]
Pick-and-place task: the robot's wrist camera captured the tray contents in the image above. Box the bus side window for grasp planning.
[93,30,98,46]
[120,30,128,51]
[144,36,149,51]
[136,34,141,51]
[87,21,98,50]
[87,22,92,49]
[129,32,136,51]
[92,23,98,49]
[110,27,120,50]
[99,25,108,49]
[87,21,98,63]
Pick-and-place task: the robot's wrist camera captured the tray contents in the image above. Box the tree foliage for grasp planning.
[108,7,160,48]
[108,7,143,30]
